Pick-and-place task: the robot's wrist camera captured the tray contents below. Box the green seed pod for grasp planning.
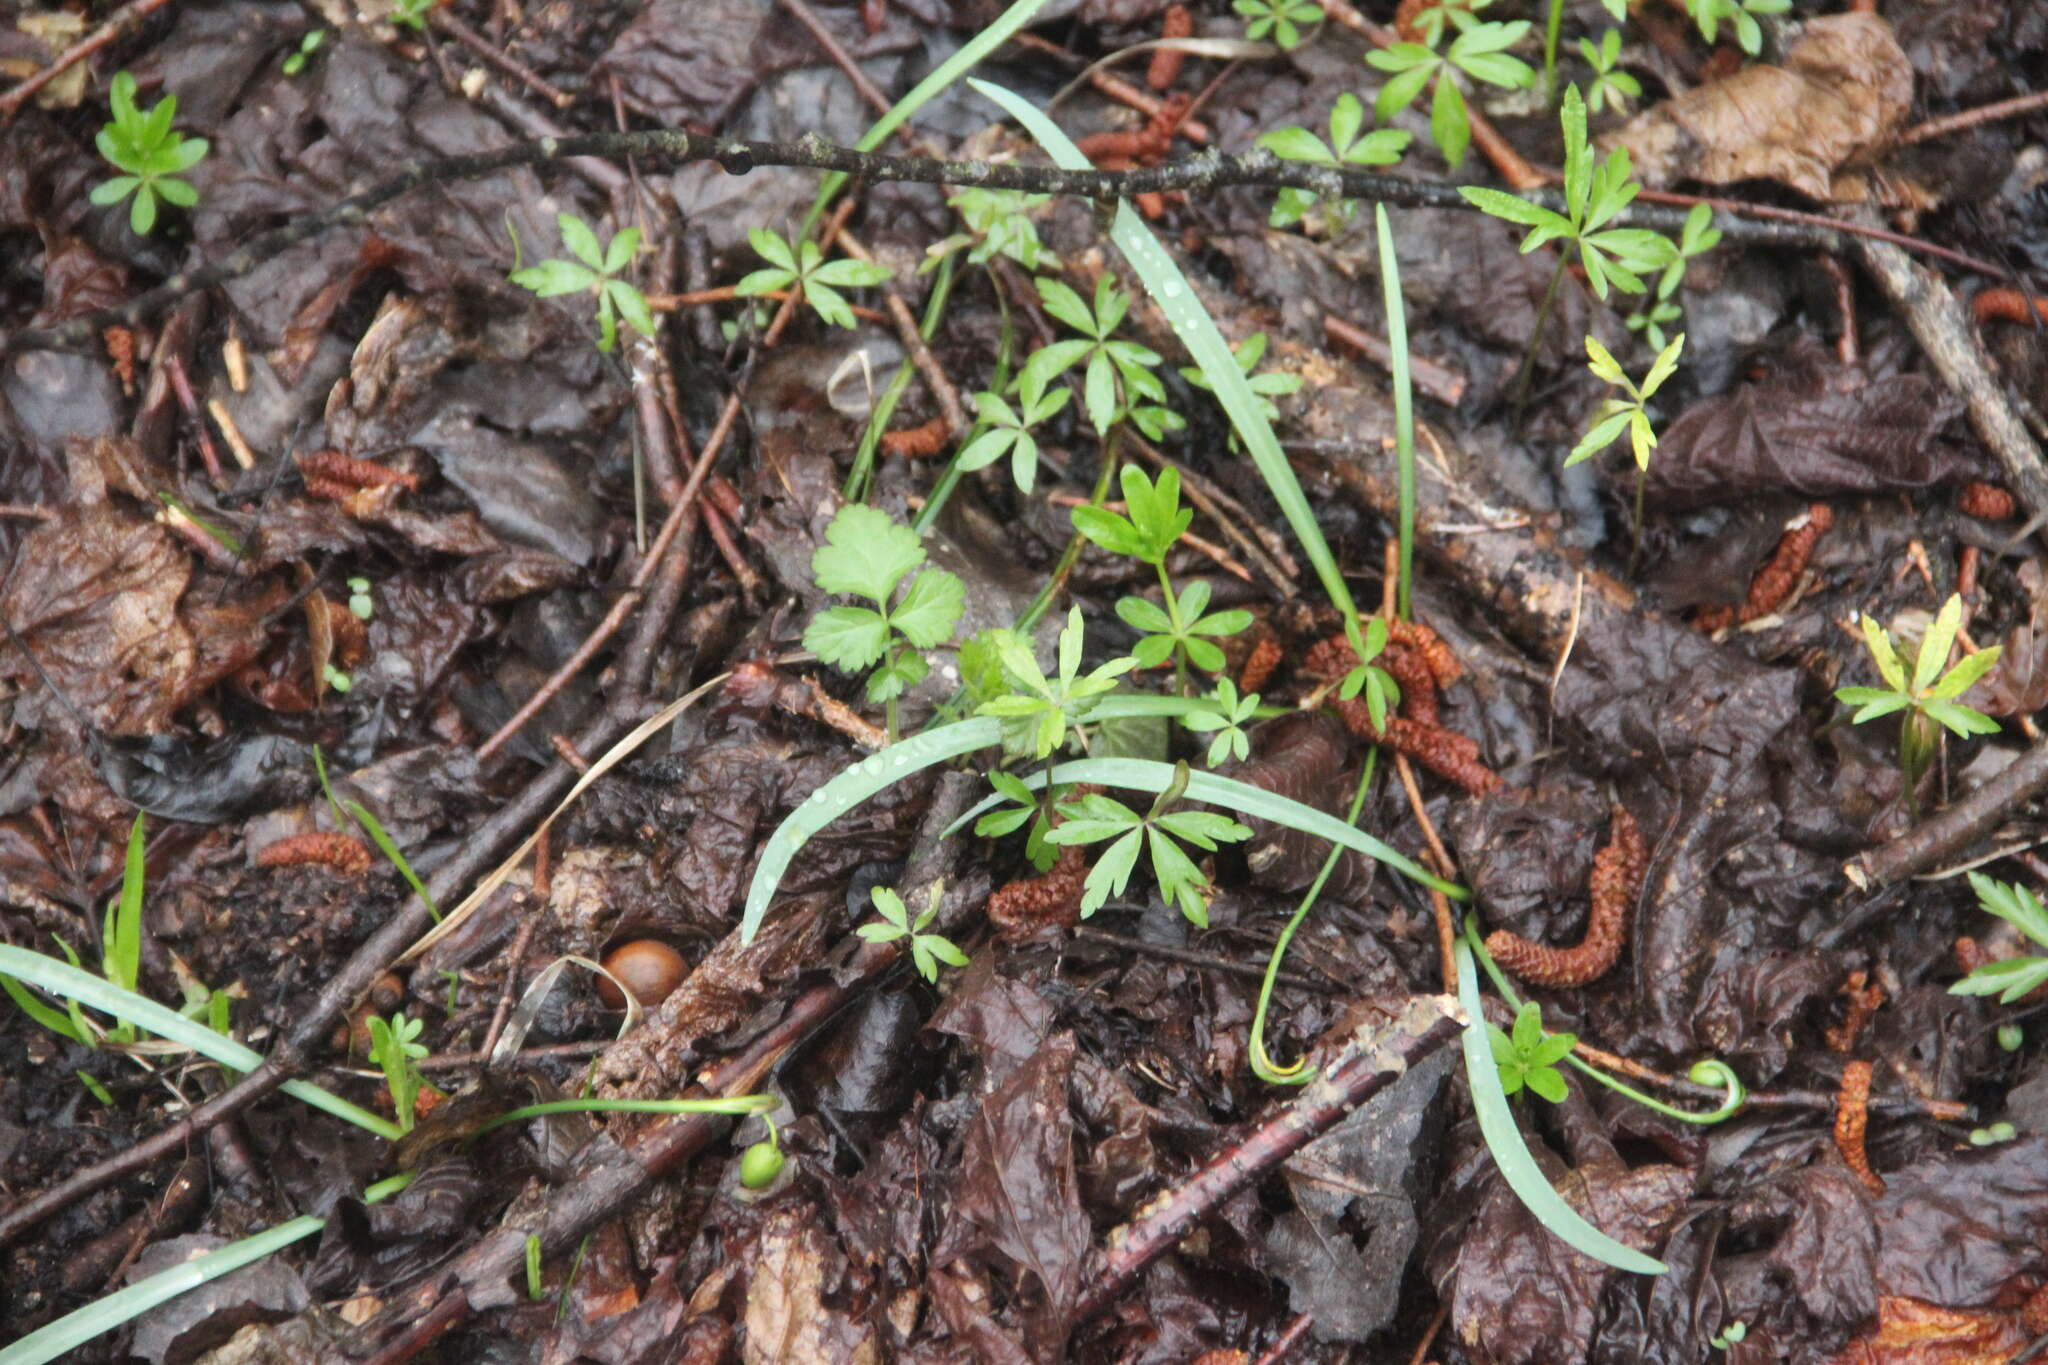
[739,1140,785,1189]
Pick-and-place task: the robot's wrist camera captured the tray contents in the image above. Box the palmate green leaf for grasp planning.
[805,281,855,329]
[1949,955,2048,1004]
[1371,57,1438,122]
[813,257,891,289]
[1915,594,1965,695]
[90,176,140,207]
[1458,186,1569,233]
[604,226,640,274]
[747,225,798,273]
[559,213,604,270]
[1190,607,1253,639]
[1836,689,1911,723]
[1155,809,1252,848]
[511,259,599,297]
[865,647,928,703]
[1037,277,1099,337]
[733,265,797,297]
[1927,645,2003,700]
[1083,350,1118,433]
[1116,595,1175,635]
[1922,699,2000,738]
[1640,333,1687,400]
[1258,126,1331,165]
[1079,827,1144,914]
[1567,406,1632,467]
[1970,872,2048,949]
[804,605,892,672]
[608,280,656,342]
[1857,614,1908,692]
[1430,72,1470,169]
[812,503,926,602]
[891,569,965,648]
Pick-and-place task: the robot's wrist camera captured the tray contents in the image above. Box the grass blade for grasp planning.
[0,1215,327,1365]
[1454,938,1667,1275]
[806,0,1052,233]
[970,79,1373,656]
[1375,203,1416,620]
[0,946,402,1140]
[954,755,1467,899]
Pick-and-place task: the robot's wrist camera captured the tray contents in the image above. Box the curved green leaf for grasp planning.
[1456,939,1667,1275]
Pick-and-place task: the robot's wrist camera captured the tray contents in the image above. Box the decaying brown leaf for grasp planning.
[1605,14,1913,201]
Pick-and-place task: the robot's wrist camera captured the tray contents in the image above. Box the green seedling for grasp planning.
[91,71,208,235]
[0,812,148,1049]
[366,1010,429,1134]
[1710,1321,1749,1350]
[75,1072,115,1106]
[389,0,438,30]
[509,211,654,353]
[802,503,965,738]
[1045,761,1252,927]
[1569,331,1684,575]
[1180,332,1302,428]
[347,576,374,621]
[1837,594,2001,802]
[1017,275,1165,435]
[1970,1121,2018,1146]
[282,29,325,75]
[1366,18,1535,169]
[1257,93,1410,231]
[1075,466,1252,691]
[856,884,969,984]
[525,1235,545,1300]
[1630,203,1720,349]
[734,226,890,330]
[1403,0,1502,48]
[1579,28,1640,113]
[1489,1000,1576,1102]
[975,770,1067,872]
[1235,0,1322,49]
[1949,873,2048,1004]
[977,607,1137,759]
[924,187,1058,273]
[958,366,1069,493]
[1182,677,1260,767]
[1686,0,1789,56]
[1460,85,1672,302]
[323,664,352,694]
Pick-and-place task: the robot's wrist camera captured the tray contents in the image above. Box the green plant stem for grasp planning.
[1012,427,1121,636]
[1250,750,1378,1084]
[1461,920,1745,1123]
[1509,253,1569,413]
[1375,204,1415,620]
[1156,561,1191,695]
[466,1093,779,1142]
[1542,0,1566,103]
[916,263,1009,534]
[1627,463,1648,579]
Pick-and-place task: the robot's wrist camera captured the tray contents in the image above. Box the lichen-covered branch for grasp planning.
[7,128,1849,355]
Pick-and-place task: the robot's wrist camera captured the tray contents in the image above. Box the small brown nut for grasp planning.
[597,940,685,1009]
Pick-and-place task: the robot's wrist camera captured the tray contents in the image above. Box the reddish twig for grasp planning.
[1078,996,1462,1318]
[0,0,173,121]
[1324,314,1468,407]
[1486,806,1645,988]
[1313,0,1543,191]
[1898,89,2048,148]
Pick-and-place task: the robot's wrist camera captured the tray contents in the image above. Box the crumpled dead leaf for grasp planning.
[1824,1296,2029,1365]
[0,502,275,735]
[1605,14,1913,201]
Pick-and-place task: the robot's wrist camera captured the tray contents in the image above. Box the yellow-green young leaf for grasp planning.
[1914,594,1965,697]
[1640,333,1686,398]
[1859,615,1906,692]
[1584,335,1627,386]
[1927,645,2003,700]
[1627,412,1656,470]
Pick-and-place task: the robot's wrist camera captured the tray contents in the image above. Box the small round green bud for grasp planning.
[1999,1023,2024,1052]
[1991,1120,2017,1142]
[739,1140,785,1189]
